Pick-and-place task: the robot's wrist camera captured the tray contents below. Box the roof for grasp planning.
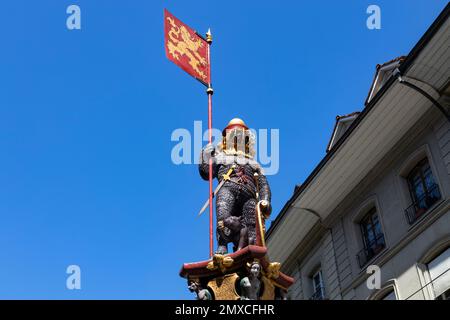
[376,56,407,70]
[336,111,361,120]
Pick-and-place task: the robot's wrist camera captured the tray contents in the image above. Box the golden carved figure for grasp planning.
[206,254,234,273]
[264,262,281,280]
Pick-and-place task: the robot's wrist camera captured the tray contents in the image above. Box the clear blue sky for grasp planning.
[0,0,447,299]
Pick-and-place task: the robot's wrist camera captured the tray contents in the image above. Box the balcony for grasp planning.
[405,183,441,225]
[356,234,386,268]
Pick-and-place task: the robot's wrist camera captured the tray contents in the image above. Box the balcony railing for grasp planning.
[405,183,441,225]
[309,287,325,300]
[356,234,386,268]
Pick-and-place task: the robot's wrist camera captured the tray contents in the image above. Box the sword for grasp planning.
[198,165,235,216]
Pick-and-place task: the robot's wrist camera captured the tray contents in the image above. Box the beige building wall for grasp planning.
[287,111,450,300]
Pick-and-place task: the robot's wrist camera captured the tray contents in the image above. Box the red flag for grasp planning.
[164,9,210,85]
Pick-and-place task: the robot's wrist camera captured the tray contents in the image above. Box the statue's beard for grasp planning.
[218,129,255,158]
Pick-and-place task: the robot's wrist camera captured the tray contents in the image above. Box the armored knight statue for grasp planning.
[199,118,271,254]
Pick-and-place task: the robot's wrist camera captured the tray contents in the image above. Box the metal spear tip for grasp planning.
[206,28,213,43]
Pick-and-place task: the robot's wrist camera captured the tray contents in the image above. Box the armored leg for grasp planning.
[243,198,257,246]
[215,186,236,254]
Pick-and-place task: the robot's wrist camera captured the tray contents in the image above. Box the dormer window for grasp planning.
[366,56,406,104]
[326,112,360,152]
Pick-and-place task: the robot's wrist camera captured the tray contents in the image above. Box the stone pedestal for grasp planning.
[180,245,294,300]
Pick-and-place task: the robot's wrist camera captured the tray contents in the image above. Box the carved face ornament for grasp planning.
[188,280,199,292]
[251,263,261,277]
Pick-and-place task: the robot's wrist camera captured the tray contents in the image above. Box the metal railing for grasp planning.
[405,183,441,225]
[357,234,386,268]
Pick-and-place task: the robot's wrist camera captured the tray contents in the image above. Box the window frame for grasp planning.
[417,237,450,300]
[407,158,437,201]
[351,196,388,270]
[368,280,399,300]
[426,247,450,300]
[357,207,386,267]
[310,269,325,300]
[380,289,397,300]
[405,157,442,225]
[397,145,444,227]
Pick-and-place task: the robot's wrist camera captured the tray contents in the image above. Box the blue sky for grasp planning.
[0,1,447,299]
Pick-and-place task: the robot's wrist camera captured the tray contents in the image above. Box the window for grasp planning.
[427,247,450,300]
[357,208,385,267]
[309,270,325,300]
[368,280,398,300]
[405,158,441,225]
[380,289,396,300]
[435,288,450,300]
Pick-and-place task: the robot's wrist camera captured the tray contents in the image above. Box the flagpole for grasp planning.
[206,29,214,258]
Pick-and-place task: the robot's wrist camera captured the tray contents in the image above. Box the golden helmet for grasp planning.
[221,118,249,136]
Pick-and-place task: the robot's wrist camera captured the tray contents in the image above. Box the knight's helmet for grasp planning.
[219,118,255,158]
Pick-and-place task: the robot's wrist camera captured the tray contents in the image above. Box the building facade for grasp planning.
[266,5,450,300]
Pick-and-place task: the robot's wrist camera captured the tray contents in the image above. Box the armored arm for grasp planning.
[257,168,272,217]
[198,143,218,181]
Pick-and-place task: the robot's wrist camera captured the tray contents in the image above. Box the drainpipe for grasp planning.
[393,68,450,122]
